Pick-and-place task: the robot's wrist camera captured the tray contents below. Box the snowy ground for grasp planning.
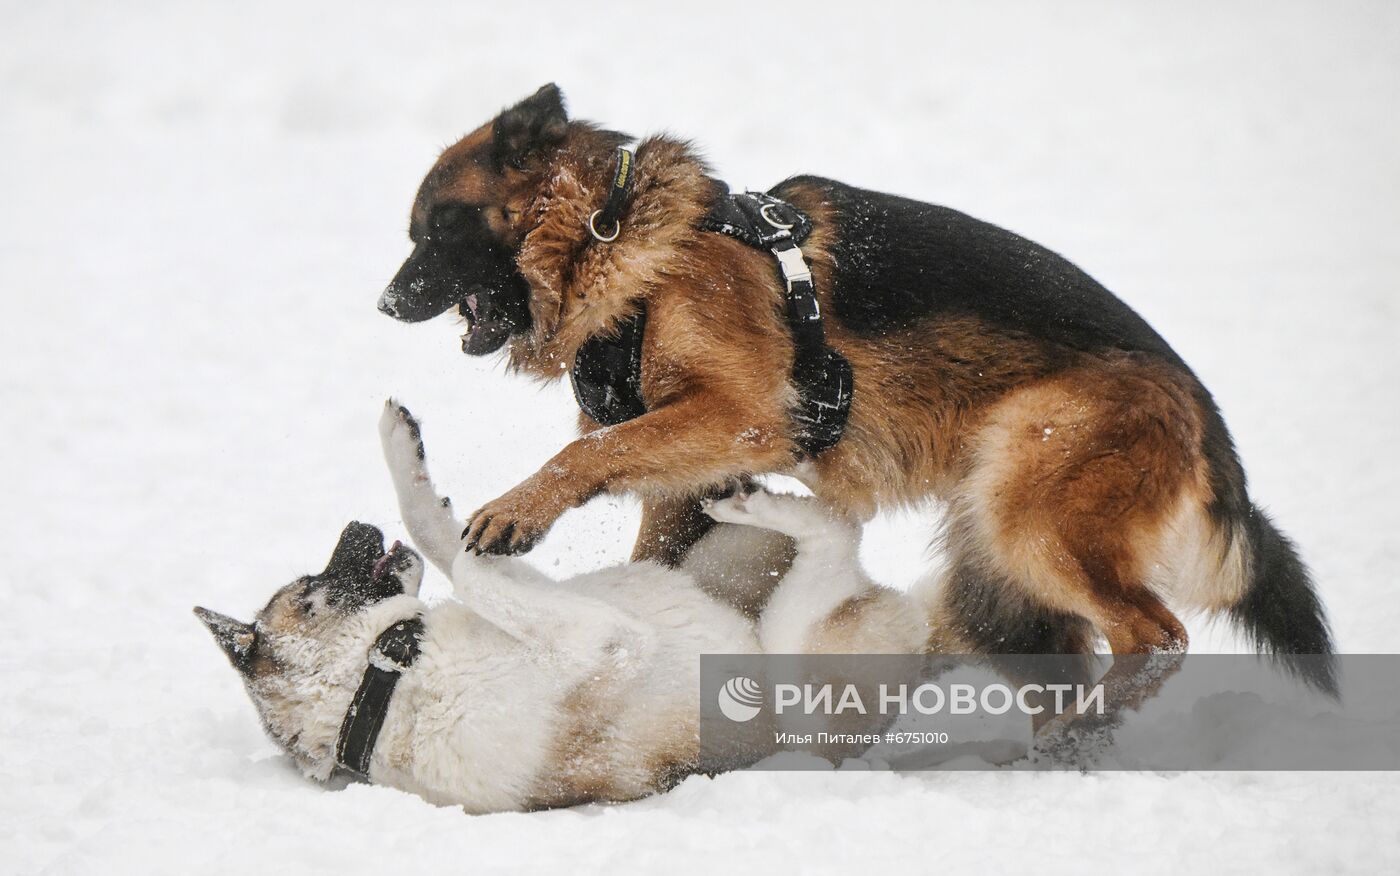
[3,1,1399,873]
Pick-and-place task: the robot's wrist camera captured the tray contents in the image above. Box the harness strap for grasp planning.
[700,189,814,248]
[569,164,853,455]
[335,616,425,778]
[570,304,647,426]
[700,189,853,455]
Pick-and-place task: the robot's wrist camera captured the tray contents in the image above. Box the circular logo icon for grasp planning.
[718,676,763,722]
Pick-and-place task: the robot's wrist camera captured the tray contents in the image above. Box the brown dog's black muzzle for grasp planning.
[378,238,533,356]
[378,243,464,323]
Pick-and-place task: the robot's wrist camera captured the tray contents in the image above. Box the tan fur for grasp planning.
[949,361,1203,642]
[525,646,712,810]
[808,589,926,655]
[526,660,629,809]
[1143,485,1253,613]
[245,582,309,680]
[410,112,1247,729]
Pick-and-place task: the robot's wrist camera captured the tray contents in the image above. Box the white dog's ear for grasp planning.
[194,607,257,673]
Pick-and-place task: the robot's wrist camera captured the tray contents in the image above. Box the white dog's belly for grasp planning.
[519,564,760,805]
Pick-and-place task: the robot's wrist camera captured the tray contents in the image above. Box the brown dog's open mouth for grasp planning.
[460,288,516,356]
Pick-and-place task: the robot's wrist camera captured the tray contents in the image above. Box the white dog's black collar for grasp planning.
[335,617,424,778]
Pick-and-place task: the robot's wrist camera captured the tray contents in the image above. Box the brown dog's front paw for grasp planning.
[461,484,567,556]
[462,513,541,556]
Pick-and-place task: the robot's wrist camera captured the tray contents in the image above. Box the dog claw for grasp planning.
[484,523,514,555]
[507,532,538,556]
[462,510,488,549]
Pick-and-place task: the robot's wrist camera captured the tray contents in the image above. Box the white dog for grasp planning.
[194,401,931,812]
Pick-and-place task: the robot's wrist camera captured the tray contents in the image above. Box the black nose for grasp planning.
[378,290,400,317]
[325,521,386,578]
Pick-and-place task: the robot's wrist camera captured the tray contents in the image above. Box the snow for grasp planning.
[3,1,1399,872]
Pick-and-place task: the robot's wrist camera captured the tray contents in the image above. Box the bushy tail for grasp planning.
[1228,506,1338,698]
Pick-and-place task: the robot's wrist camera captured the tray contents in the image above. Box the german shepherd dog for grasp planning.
[195,402,928,811]
[378,85,1336,717]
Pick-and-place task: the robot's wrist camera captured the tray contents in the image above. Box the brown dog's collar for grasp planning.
[587,146,635,243]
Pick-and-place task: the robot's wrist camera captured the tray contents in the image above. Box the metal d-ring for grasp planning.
[589,210,620,243]
[759,202,794,230]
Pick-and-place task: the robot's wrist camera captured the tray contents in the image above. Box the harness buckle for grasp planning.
[772,244,813,291]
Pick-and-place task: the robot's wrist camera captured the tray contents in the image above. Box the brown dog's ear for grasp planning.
[194,606,257,674]
[492,83,569,171]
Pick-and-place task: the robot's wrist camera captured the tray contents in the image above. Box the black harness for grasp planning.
[571,148,853,456]
[334,616,424,778]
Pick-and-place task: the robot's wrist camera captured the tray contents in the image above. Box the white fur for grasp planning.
[218,401,933,813]
[704,490,869,653]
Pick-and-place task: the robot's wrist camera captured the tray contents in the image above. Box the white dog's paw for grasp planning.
[379,398,426,467]
[702,484,783,525]
[702,490,754,525]
[705,488,833,537]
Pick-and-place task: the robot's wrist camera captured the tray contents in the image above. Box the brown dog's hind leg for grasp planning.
[1082,585,1188,709]
[1030,587,1188,763]
[956,363,1206,756]
[930,551,1101,733]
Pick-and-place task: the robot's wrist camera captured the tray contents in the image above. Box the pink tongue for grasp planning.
[370,541,403,581]
[462,294,481,338]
